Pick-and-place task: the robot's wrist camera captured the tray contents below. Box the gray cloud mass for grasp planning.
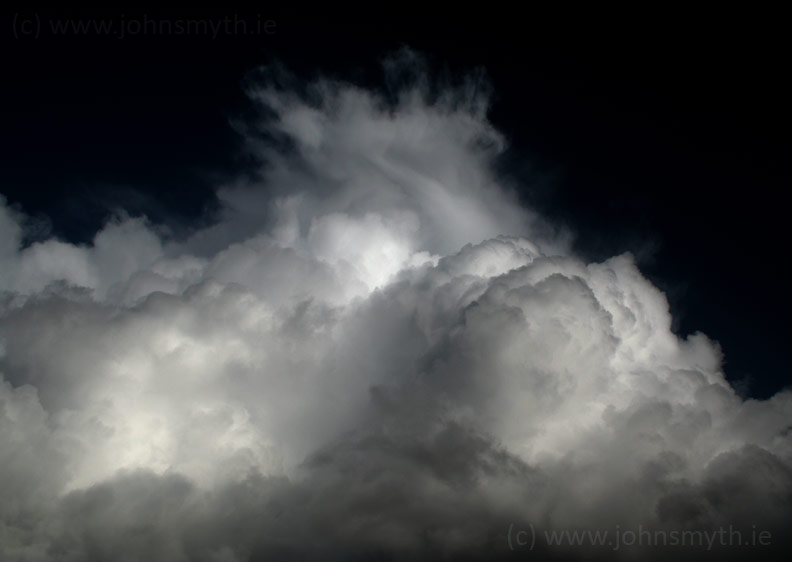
[1,51,790,561]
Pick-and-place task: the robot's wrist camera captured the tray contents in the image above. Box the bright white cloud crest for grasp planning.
[1,53,790,561]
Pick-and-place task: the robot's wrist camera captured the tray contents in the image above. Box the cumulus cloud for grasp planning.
[0,51,790,561]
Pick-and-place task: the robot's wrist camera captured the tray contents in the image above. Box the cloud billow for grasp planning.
[0,51,789,561]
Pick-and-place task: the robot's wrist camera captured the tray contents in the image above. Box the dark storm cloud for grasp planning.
[0,51,790,561]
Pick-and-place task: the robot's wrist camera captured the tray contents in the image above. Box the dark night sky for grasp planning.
[2,9,789,398]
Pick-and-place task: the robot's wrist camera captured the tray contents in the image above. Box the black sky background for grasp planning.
[1,8,789,398]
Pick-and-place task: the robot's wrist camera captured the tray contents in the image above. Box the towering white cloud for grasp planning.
[0,51,789,561]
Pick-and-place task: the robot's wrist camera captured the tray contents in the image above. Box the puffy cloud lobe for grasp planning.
[1,53,790,560]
